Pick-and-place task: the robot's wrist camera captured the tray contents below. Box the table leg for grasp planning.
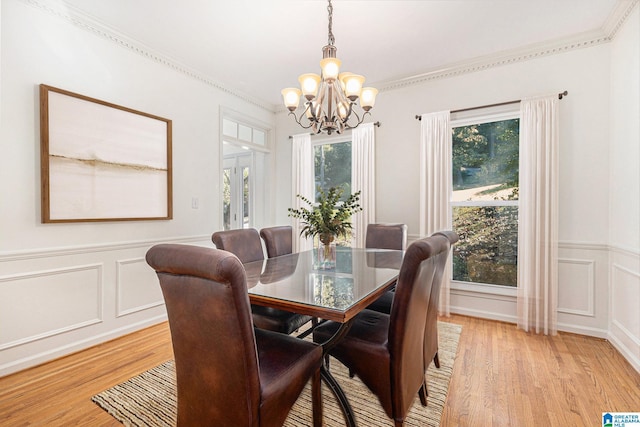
[316,320,357,427]
[321,365,357,427]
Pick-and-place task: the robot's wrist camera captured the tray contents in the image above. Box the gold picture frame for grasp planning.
[40,84,172,223]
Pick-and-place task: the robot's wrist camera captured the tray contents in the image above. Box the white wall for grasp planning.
[275,5,640,371]
[1,0,637,375]
[0,0,275,375]
[608,4,640,371]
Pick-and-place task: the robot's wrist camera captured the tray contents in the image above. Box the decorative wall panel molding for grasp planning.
[557,258,596,317]
[0,264,103,350]
[611,263,640,339]
[116,257,164,317]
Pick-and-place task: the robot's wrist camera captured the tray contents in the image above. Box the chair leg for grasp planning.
[394,419,405,427]
[418,382,428,407]
[312,368,323,427]
[433,352,440,368]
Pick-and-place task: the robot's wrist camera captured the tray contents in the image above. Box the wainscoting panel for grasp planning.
[116,257,164,317]
[612,263,640,333]
[0,264,102,350]
[557,258,595,317]
[556,243,610,337]
[609,248,640,371]
[0,235,211,376]
[448,242,610,337]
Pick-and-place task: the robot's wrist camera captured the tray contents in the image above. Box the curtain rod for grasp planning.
[414,91,568,120]
[288,121,381,139]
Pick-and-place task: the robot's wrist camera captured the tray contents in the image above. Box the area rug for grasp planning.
[92,321,461,426]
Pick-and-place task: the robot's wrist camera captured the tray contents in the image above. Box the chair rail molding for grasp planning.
[0,234,212,262]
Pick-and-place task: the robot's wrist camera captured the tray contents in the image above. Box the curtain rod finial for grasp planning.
[558,90,568,99]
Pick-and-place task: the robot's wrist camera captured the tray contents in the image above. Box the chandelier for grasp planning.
[281,0,378,135]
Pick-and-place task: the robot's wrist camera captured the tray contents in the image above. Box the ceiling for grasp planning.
[58,0,626,108]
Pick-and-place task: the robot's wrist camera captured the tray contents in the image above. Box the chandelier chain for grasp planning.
[327,0,335,45]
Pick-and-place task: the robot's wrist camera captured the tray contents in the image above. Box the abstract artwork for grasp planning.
[40,84,172,222]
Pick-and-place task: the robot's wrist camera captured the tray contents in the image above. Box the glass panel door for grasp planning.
[223,154,252,230]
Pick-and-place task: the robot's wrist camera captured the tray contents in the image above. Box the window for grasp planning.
[451,115,519,287]
[313,138,353,245]
[314,140,352,200]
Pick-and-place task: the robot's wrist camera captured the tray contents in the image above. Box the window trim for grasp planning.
[220,108,271,153]
[451,279,518,297]
[219,108,271,230]
[449,109,521,289]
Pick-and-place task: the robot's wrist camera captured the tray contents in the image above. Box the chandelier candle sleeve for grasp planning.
[281,0,377,135]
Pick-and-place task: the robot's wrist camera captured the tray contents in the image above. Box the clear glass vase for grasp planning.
[316,239,337,270]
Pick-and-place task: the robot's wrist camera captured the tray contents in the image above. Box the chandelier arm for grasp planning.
[288,111,315,130]
[305,101,318,122]
[344,109,371,130]
[344,99,354,123]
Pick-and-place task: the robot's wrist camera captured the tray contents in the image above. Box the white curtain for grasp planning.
[291,133,314,252]
[351,123,376,247]
[419,111,453,315]
[517,94,559,335]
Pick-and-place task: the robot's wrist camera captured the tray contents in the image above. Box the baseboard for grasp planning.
[608,332,640,374]
[0,314,167,377]
[555,322,609,339]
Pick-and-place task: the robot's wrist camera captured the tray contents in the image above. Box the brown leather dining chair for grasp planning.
[424,230,458,371]
[365,223,408,251]
[260,225,293,258]
[365,223,407,314]
[366,229,457,388]
[313,234,452,426]
[146,244,323,427]
[212,228,313,335]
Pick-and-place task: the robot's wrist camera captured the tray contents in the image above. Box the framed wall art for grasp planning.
[40,84,172,223]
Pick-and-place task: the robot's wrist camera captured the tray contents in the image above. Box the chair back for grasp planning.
[212,228,264,263]
[365,223,407,250]
[260,226,293,258]
[260,253,299,284]
[146,244,260,426]
[424,230,459,368]
[387,234,451,418]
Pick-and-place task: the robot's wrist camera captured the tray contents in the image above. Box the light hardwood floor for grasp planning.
[1,314,638,426]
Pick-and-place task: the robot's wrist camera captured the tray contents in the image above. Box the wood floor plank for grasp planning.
[442,315,640,427]
[1,315,638,426]
[0,323,173,427]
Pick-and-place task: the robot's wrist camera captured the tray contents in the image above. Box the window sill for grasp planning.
[451,280,517,297]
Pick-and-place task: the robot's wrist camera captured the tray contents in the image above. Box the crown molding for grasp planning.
[373,0,639,94]
[20,0,276,113]
[602,0,639,39]
[22,0,638,114]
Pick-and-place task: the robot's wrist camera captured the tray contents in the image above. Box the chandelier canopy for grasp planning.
[281,0,378,135]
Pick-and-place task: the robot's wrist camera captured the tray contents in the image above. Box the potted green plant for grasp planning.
[288,186,362,268]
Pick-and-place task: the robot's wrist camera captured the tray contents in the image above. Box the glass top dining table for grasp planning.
[243,247,404,323]
[244,246,404,427]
